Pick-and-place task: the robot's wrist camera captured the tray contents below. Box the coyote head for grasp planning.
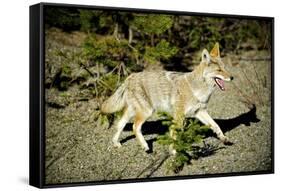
[201,43,233,91]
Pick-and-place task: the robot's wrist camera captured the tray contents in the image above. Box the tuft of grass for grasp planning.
[232,63,268,109]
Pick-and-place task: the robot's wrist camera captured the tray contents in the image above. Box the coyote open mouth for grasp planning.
[214,77,225,91]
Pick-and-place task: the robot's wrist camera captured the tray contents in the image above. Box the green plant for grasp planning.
[131,14,173,46]
[144,40,178,64]
[157,114,212,173]
[83,35,131,67]
[79,10,94,32]
[131,14,173,35]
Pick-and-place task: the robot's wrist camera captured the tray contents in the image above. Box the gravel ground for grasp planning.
[45,35,272,184]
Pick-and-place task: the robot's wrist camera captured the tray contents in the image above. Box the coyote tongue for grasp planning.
[214,77,225,91]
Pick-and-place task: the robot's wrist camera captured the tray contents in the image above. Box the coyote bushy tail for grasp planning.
[101,83,126,113]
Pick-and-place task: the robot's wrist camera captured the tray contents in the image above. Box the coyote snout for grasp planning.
[101,43,233,153]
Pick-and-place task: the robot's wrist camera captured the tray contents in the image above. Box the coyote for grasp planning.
[101,43,234,153]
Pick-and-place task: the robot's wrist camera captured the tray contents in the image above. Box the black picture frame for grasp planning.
[30,2,274,188]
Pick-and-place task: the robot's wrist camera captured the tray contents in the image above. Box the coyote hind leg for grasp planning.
[133,111,152,151]
[112,107,133,148]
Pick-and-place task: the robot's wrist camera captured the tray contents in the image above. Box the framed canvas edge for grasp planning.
[40,2,274,20]
[271,17,275,174]
[41,170,273,189]
[30,3,45,188]
[29,2,275,189]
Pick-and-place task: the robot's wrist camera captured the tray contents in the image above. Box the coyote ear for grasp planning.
[201,49,210,63]
[210,42,220,57]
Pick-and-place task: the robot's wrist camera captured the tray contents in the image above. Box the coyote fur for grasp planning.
[101,43,234,153]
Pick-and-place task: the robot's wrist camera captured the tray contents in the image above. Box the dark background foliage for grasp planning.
[45,7,271,97]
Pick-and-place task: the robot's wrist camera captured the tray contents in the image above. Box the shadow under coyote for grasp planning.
[120,105,260,152]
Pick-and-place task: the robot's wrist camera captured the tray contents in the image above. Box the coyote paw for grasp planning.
[143,145,150,152]
[169,145,177,155]
[113,141,122,148]
[221,136,233,145]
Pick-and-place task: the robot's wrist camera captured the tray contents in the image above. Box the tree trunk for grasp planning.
[128,27,133,44]
[151,34,155,46]
[113,23,119,41]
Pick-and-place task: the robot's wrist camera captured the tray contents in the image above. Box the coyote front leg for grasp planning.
[195,110,232,144]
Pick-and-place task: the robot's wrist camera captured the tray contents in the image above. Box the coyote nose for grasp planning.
[230,76,234,81]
